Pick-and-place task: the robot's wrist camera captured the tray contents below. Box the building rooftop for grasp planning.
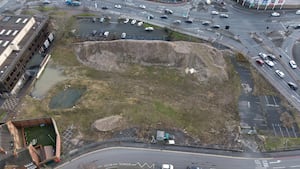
[0,15,48,80]
[0,124,14,160]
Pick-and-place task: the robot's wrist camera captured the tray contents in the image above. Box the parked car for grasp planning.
[92,17,96,22]
[220,13,229,18]
[137,21,143,26]
[211,10,219,15]
[296,10,300,15]
[139,4,146,9]
[164,9,173,14]
[287,82,298,90]
[275,70,285,78]
[271,12,280,17]
[289,60,297,69]
[43,0,51,4]
[99,17,105,23]
[103,31,109,37]
[202,20,211,26]
[162,164,174,169]
[101,6,108,10]
[255,59,264,66]
[121,32,126,39]
[211,24,220,29]
[160,15,168,19]
[123,18,130,24]
[114,4,122,9]
[265,60,275,67]
[92,30,97,36]
[131,19,137,25]
[145,27,154,31]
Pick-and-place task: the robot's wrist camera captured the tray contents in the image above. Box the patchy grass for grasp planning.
[264,136,300,151]
[16,11,240,145]
[24,125,56,146]
[250,67,278,96]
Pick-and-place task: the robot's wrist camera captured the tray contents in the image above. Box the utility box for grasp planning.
[156,130,175,141]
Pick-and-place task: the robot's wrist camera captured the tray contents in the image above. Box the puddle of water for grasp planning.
[49,88,86,109]
[31,66,67,99]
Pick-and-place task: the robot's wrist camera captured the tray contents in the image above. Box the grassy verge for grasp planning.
[250,67,278,96]
[264,136,300,151]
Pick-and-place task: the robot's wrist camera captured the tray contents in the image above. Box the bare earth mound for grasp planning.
[92,115,123,132]
[74,40,228,81]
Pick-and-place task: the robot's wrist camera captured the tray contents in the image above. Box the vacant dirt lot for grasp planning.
[16,10,241,149]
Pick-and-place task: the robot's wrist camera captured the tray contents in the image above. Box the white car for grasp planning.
[220,13,229,18]
[271,12,280,17]
[114,4,122,9]
[121,32,126,39]
[265,60,275,67]
[103,31,109,37]
[162,164,174,169]
[139,5,146,9]
[289,60,297,69]
[137,21,143,26]
[173,20,181,24]
[258,52,268,60]
[211,11,219,15]
[145,27,154,31]
[296,10,300,15]
[275,70,285,78]
[123,18,129,24]
[131,19,137,25]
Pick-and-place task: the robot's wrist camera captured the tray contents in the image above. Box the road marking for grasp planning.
[262,160,269,167]
[278,125,284,137]
[290,165,300,168]
[285,127,291,137]
[273,166,285,169]
[265,96,269,105]
[248,101,250,108]
[272,96,277,106]
[269,160,281,164]
[272,124,277,137]
[292,126,297,138]
[291,95,300,103]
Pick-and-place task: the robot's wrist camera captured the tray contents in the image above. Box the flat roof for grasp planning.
[0,15,48,80]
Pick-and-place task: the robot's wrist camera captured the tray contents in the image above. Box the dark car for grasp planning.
[211,25,220,29]
[293,25,300,29]
[267,54,276,61]
[164,9,173,14]
[101,6,108,10]
[160,15,168,19]
[287,82,298,91]
[185,19,193,24]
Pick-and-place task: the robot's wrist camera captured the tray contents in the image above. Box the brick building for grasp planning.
[0,15,53,97]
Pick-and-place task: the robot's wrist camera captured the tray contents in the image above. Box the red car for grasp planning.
[255,59,264,66]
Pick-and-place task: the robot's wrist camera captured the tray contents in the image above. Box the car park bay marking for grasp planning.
[291,95,300,103]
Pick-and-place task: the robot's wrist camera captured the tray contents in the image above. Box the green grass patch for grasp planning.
[36,6,56,12]
[24,125,56,146]
[264,136,300,151]
[75,13,96,17]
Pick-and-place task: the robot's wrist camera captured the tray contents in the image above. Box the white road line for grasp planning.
[290,165,300,168]
[272,124,277,136]
[248,101,250,108]
[292,126,297,138]
[285,127,291,137]
[273,166,285,169]
[265,96,269,105]
[272,96,277,106]
[269,160,281,164]
[278,125,284,137]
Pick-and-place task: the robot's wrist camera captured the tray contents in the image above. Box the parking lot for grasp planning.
[74,16,169,41]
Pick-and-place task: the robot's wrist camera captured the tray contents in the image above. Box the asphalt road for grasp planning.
[56,147,300,169]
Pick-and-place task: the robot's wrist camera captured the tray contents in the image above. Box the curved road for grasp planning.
[57,147,300,169]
